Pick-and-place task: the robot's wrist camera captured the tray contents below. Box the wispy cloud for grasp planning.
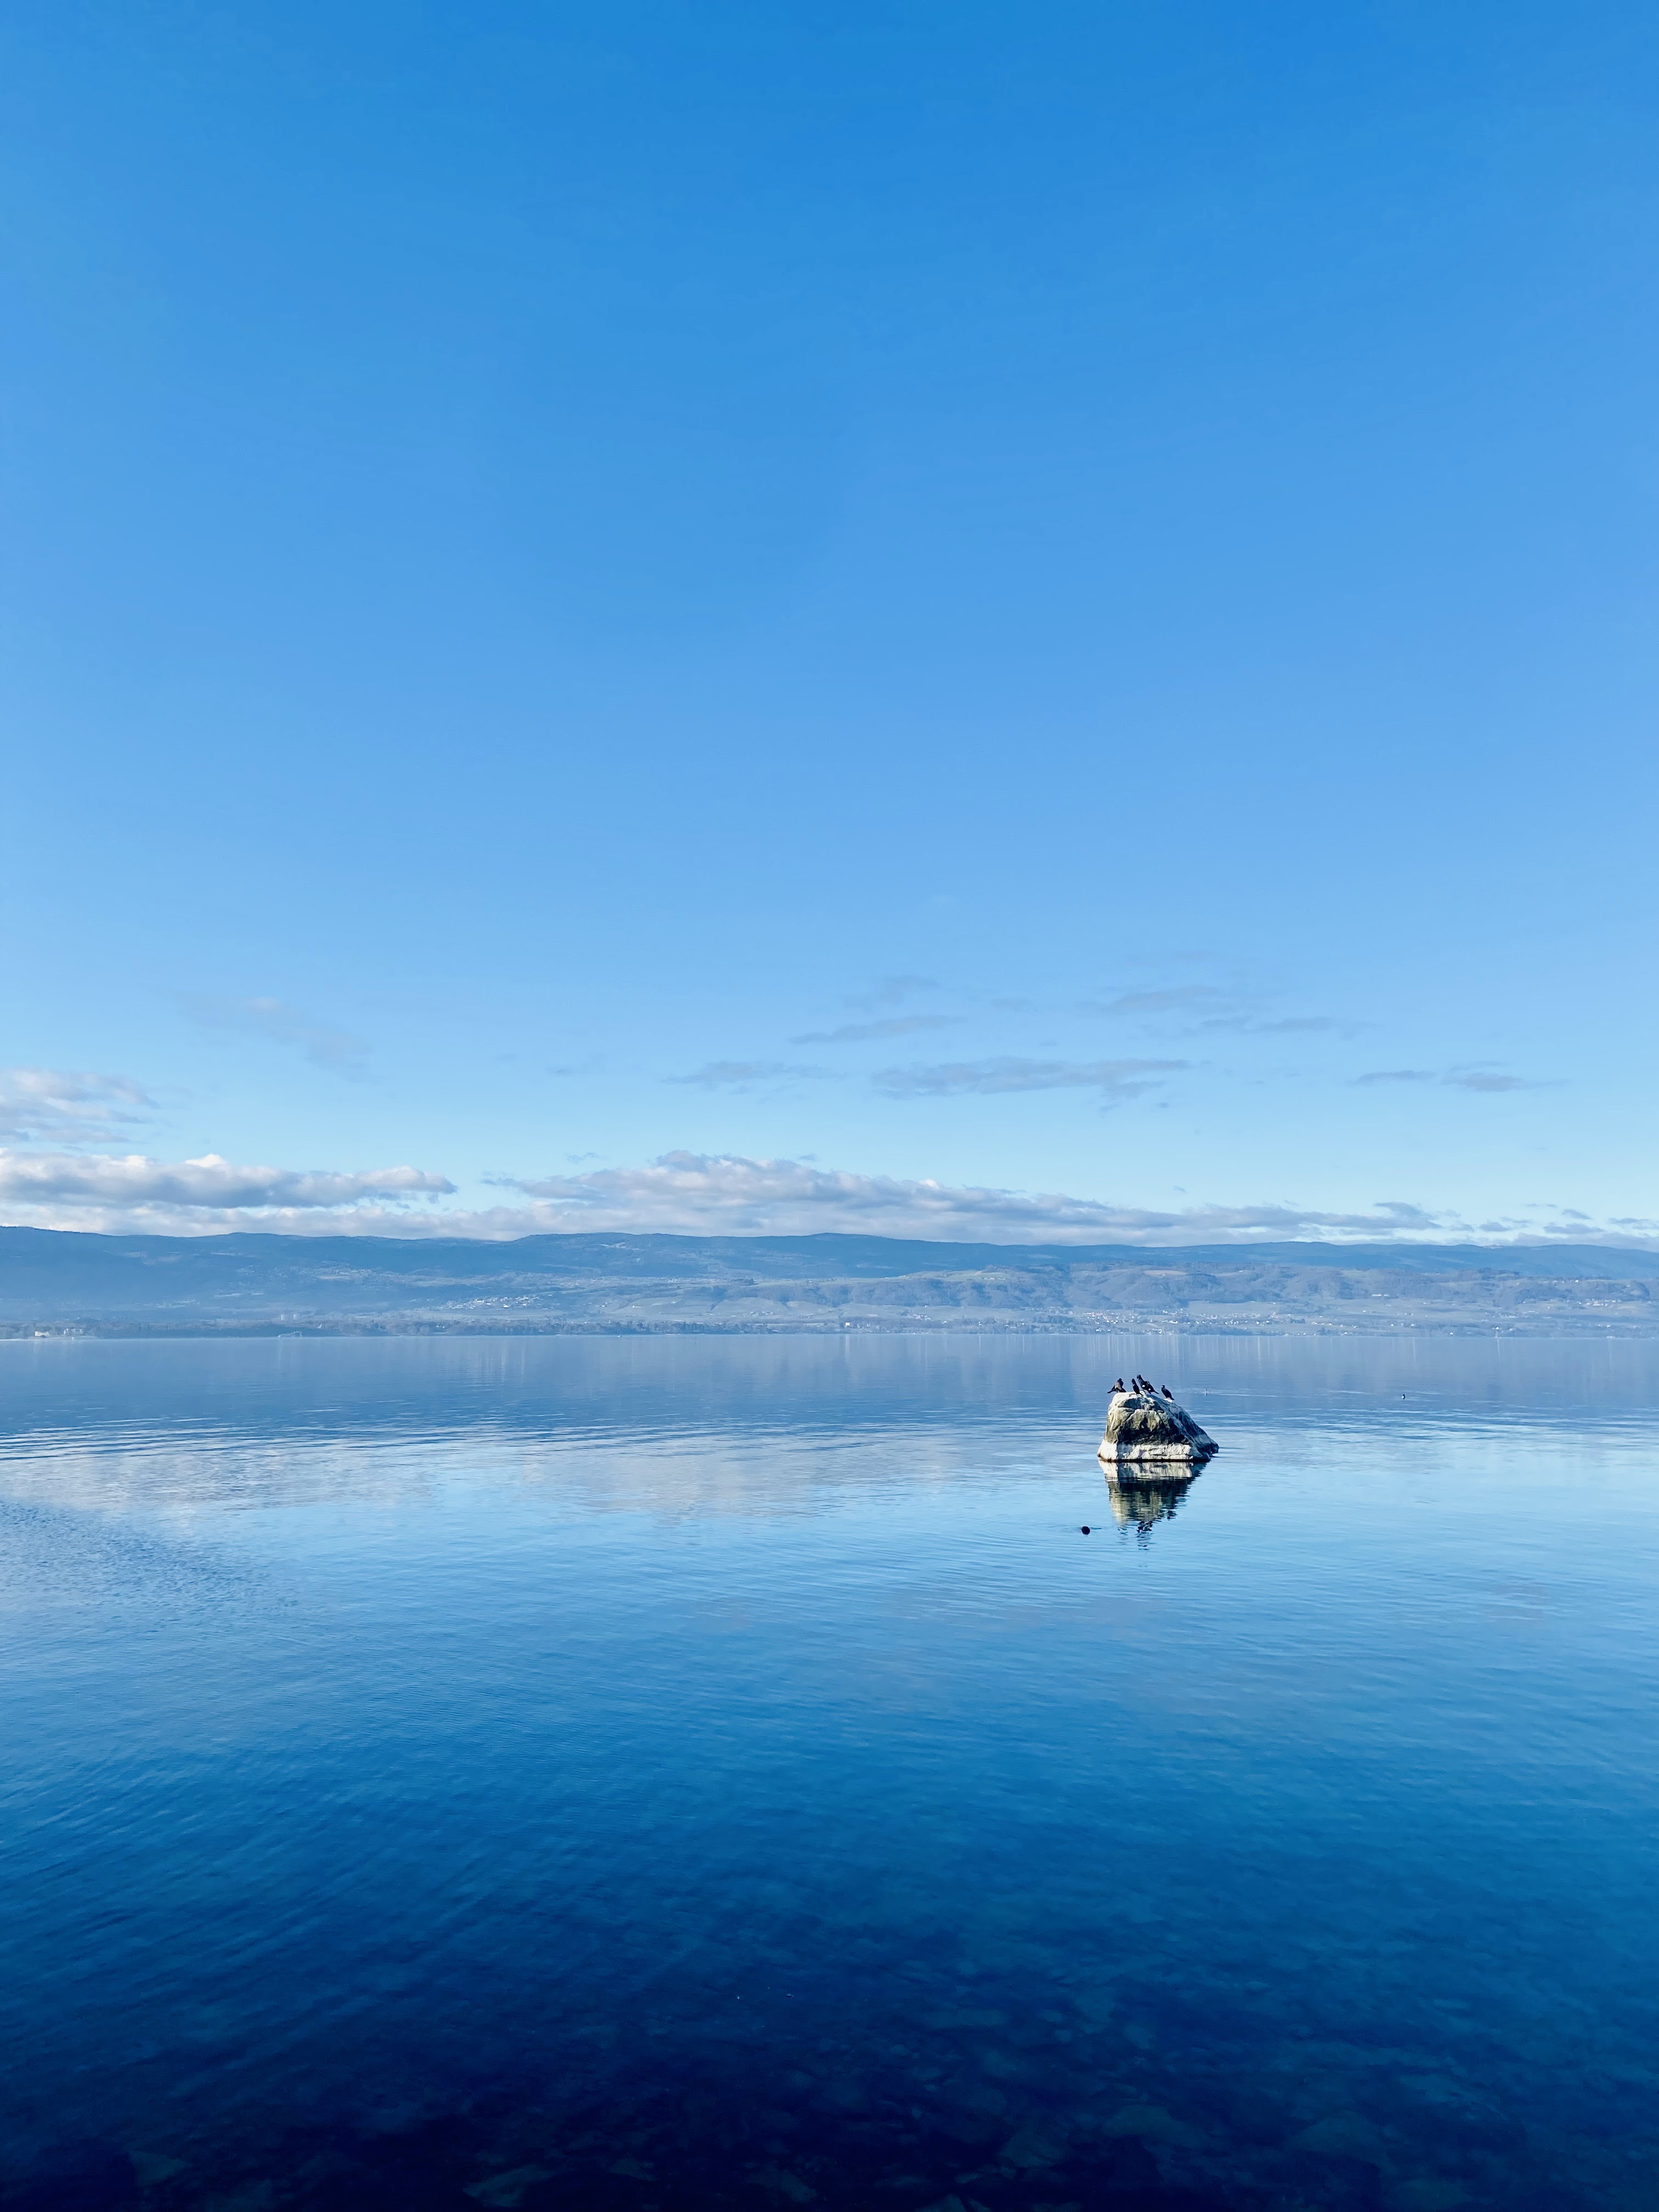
[1470,1209,1659,1240]
[1356,1066,1549,1091]
[0,1150,454,1233]
[667,1062,840,1090]
[1224,1015,1352,1036]
[1079,983,1358,1038]
[483,1154,1459,1244]
[183,995,368,1073]
[842,975,941,1012]
[791,1016,962,1045]
[0,1068,153,1145]
[1444,1070,1541,1093]
[873,1057,1185,1099]
[1079,987,1230,1018]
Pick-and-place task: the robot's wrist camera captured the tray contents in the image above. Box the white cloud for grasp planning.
[487,1152,1457,1244]
[873,1057,1185,1099]
[183,995,367,1073]
[0,1144,1638,1246]
[0,1151,453,1233]
[0,1068,154,1144]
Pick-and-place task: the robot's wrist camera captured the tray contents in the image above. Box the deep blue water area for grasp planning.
[3,1333,1658,2212]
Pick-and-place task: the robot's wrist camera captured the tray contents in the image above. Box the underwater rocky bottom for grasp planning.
[3,1939,1627,2212]
[0,2070,1531,2212]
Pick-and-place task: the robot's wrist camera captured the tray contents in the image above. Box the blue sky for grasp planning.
[4,0,1658,1243]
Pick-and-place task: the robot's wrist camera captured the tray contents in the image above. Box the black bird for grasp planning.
[1114,1378,1125,1392]
[1161,1385,1174,1401]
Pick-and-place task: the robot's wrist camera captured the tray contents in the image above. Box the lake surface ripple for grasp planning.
[3,1334,1657,2212]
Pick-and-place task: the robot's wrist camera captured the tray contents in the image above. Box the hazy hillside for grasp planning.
[3,1227,1658,1336]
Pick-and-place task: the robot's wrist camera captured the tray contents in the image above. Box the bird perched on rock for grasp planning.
[1114,1378,1125,1392]
[1161,1385,1174,1401]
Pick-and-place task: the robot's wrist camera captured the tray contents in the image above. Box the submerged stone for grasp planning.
[465,2169,550,2209]
[7,2142,138,2212]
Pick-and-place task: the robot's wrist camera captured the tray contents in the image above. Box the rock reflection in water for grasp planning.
[1105,1469,1200,1539]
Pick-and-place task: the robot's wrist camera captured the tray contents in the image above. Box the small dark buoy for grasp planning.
[1081,1525,1092,1534]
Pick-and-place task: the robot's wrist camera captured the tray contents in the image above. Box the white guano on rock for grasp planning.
[1097,1386,1218,1468]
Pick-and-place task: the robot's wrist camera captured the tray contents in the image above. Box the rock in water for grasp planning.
[1097,1386,1217,1469]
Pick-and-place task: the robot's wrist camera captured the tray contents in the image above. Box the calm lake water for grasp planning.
[3,1333,1658,2212]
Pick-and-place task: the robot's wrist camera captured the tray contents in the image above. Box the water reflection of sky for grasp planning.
[2,1334,1658,2211]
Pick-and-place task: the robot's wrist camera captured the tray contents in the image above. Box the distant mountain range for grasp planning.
[3,1226,1657,1336]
